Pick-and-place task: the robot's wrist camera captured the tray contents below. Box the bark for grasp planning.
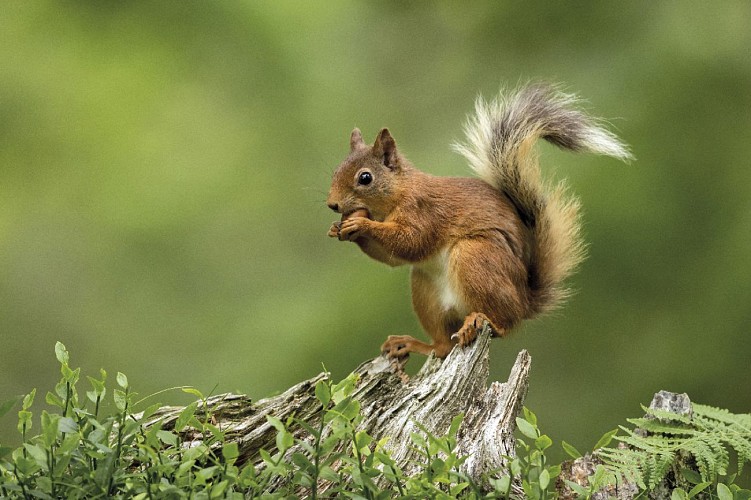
[143,326,531,491]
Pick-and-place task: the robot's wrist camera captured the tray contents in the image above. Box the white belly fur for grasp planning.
[414,247,468,314]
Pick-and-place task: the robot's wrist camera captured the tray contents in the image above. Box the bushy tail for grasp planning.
[453,83,632,314]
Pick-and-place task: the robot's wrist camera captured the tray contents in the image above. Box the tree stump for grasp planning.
[143,326,531,492]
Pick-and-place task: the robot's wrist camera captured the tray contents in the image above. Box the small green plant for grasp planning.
[0,343,515,499]
[497,407,561,499]
[2,343,750,499]
[0,342,255,498]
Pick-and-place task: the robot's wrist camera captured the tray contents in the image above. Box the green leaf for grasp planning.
[523,407,537,426]
[86,390,98,404]
[449,413,463,438]
[539,468,550,490]
[174,401,198,432]
[177,459,196,477]
[211,479,229,498]
[266,414,286,432]
[58,416,78,434]
[22,388,36,410]
[259,448,274,465]
[450,482,469,496]
[87,375,104,392]
[182,387,204,399]
[59,433,79,454]
[564,480,589,496]
[17,409,32,434]
[315,379,331,407]
[45,391,63,408]
[55,341,69,364]
[14,455,40,475]
[411,432,427,449]
[291,451,314,472]
[510,458,522,476]
[334,397,360,421]
[561,440,582,459]
[716,483,733,500]
[548,464,562,479]
[687,482,711,498]
[671,488,689,500]
[24,443,48,467]
[355,430,373,451]
[276,430,293,453]
[516,417,539,439]
[594,428,619,450]
[116,372,128,389]
[113,389,127,412]
[319,464,339,482]
[535,434,553,451]
[156,430,178,447]
[331,373,357,403]
[494,475,511,494]
[61,362,74,382]
[680,467,702,485]
[223,441,239,463]
[41,411,58,447]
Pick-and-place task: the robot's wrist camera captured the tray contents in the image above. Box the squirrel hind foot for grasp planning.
[452,312,503,347]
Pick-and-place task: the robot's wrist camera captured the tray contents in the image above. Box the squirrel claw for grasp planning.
[453,312,492,347]
[339,217,369,241]
[328,221,342,238]
[381,335,416,360]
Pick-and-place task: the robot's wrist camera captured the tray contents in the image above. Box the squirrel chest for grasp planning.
[412,247,469,315]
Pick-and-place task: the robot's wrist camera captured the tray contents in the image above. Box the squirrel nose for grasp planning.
[328,202,340,213]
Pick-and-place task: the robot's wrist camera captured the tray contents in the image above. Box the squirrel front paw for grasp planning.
[338,217,370,241]
[327,221,342,238]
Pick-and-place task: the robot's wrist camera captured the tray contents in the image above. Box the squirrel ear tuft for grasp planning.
[373,128,398,168]
[350,128,365,152]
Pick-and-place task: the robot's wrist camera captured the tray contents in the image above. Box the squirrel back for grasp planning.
[453,83,632,314]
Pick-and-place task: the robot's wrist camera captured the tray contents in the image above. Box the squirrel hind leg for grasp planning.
[450,238,528,333]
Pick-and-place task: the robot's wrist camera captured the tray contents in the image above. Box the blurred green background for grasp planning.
[1,2,749,461]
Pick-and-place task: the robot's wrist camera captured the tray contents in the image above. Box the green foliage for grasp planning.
[3,343,751,499]
[492,407,561,500]
[0,343,258,498]
[596,403,751,498]
[0,343,525,499]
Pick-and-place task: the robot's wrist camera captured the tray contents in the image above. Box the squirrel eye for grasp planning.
[357,171,373,186]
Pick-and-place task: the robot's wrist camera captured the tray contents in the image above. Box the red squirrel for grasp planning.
[327,83,631,359]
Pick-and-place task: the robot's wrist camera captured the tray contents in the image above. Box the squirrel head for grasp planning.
[327,128,406,222]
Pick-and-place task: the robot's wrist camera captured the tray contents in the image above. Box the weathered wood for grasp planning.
[144,326,531,492]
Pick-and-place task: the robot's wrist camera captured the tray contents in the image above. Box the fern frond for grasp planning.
[617,433,675,454]
[626,418,697,437]
[597,400,751,492]
[694,404,751,429]
[598,448,647,490]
